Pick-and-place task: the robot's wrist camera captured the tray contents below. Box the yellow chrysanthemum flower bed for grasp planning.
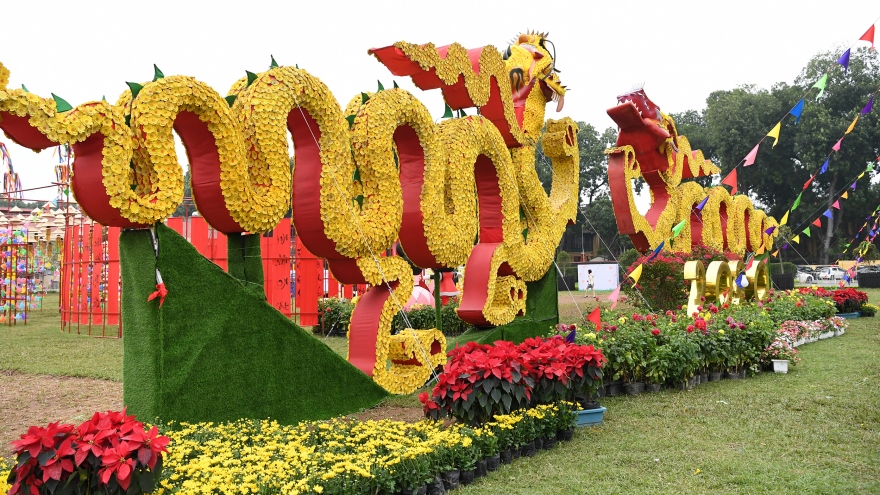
[153,403,572,495]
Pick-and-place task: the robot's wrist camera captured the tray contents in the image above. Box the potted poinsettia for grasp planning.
[7,409,168,495]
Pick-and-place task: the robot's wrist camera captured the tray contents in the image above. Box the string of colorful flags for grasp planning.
[838,205,880,258]
[771,159,876,257]
[718,22,877,196]
[837,205,879,287]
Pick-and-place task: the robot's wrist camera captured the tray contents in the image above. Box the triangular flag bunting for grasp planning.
[833,138,844,151]
[846,115,858,134]
[743,143,760,166]
[767,122,781,147]
[803,175,814,190]
[721,169,737,195]
[803,226,810,237]
[792,192,802,211]
[152,64,164,81]
[789,99,805,124]
[608,285,621,310]
[820,158,829,174]
[764,226,776,235]
[837,49,851,72]
[812,218,822,227]
[628,264,643,286]
[695,196,709,211]
[270,55,279,69]
[780,210,789,226]
[442,104,454,118]
[831,200,840,210]
[586,307,602,331]
[823,209,833,219]
[672,219,687,237]
[842,191,848,199]
[646,241,665,261]
[851,182,857,190]
[771,250,779,258]
[860,24,875,50]
[792,235,800,244]
[862,96,874,115]
[812,73,828,99]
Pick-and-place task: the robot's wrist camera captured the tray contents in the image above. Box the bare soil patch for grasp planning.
[0,371,122,452]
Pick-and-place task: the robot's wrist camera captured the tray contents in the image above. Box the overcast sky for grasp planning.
[2,0,878,203]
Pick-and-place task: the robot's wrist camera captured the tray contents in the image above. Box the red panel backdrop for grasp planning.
[261,219,292,316]
[107,227,121,330]
[295,236,320,326]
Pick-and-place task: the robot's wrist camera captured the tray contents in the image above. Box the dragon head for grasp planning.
[616,84,662,123]
[504,31,566,113]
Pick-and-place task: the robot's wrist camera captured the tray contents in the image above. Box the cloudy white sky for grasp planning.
[1,0,878,202]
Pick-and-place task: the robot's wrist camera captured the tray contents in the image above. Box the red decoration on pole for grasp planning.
[147,283,168,307]
[721,169,737,195]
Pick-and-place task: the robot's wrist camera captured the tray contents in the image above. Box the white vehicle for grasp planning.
[817,267,846,280]
[795,271,815,283]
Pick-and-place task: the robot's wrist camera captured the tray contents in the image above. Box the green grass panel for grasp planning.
[121,224,387,425]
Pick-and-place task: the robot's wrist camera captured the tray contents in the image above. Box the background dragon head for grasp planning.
[504,31,566,112]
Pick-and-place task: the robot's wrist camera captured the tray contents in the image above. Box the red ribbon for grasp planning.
[147,283,168,307]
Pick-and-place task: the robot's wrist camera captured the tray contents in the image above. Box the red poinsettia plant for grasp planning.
[831,288,868,313]
[419,337,605,425]
[7,409,168,495]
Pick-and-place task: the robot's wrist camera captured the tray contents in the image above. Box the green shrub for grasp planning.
[318,297,355,335]
[768,262,798,275]
[618,249,640,273]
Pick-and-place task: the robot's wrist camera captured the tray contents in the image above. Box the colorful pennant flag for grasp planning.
[792,192,802,210]
[860,24,875,50]
[803,175,815,190]
[792,235,801,244]
[812,73,828,99]
[586,306,601,331]
[695,196,709,211]
[842,191,849,199]
[789,99,805,124]
[820,158,829,174]
[767,122,782,148]
[672,219,687,237]
[608,285,621,310]
[813,218,822,227]
[858,171,865,179]
[823,209,834,219]
[846,115,859,134]
[764,226,776,235]
[721,169,737,195]
[837,49,851,71]
[772,250,779,257]
[851,182,857,191]
[780,210,789,225]
[862,96,874,115]
[743,144,760,166]
[647,241,665,261]
[832,200,841,209]
[803,226,811,237]
[628,264,643,286]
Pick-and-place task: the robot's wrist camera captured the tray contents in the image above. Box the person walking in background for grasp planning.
[587,269,597,301]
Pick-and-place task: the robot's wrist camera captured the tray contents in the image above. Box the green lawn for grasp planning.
[457,312,880,494]
[0,294,123,381]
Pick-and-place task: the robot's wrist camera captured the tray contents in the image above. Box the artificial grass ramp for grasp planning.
[121,224,388,425]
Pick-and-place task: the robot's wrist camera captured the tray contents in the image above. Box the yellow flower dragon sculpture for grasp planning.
[0,31,577,393]
[605,86,778,255]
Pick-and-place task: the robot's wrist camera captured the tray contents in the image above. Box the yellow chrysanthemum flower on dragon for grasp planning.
[0,31,577,393]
